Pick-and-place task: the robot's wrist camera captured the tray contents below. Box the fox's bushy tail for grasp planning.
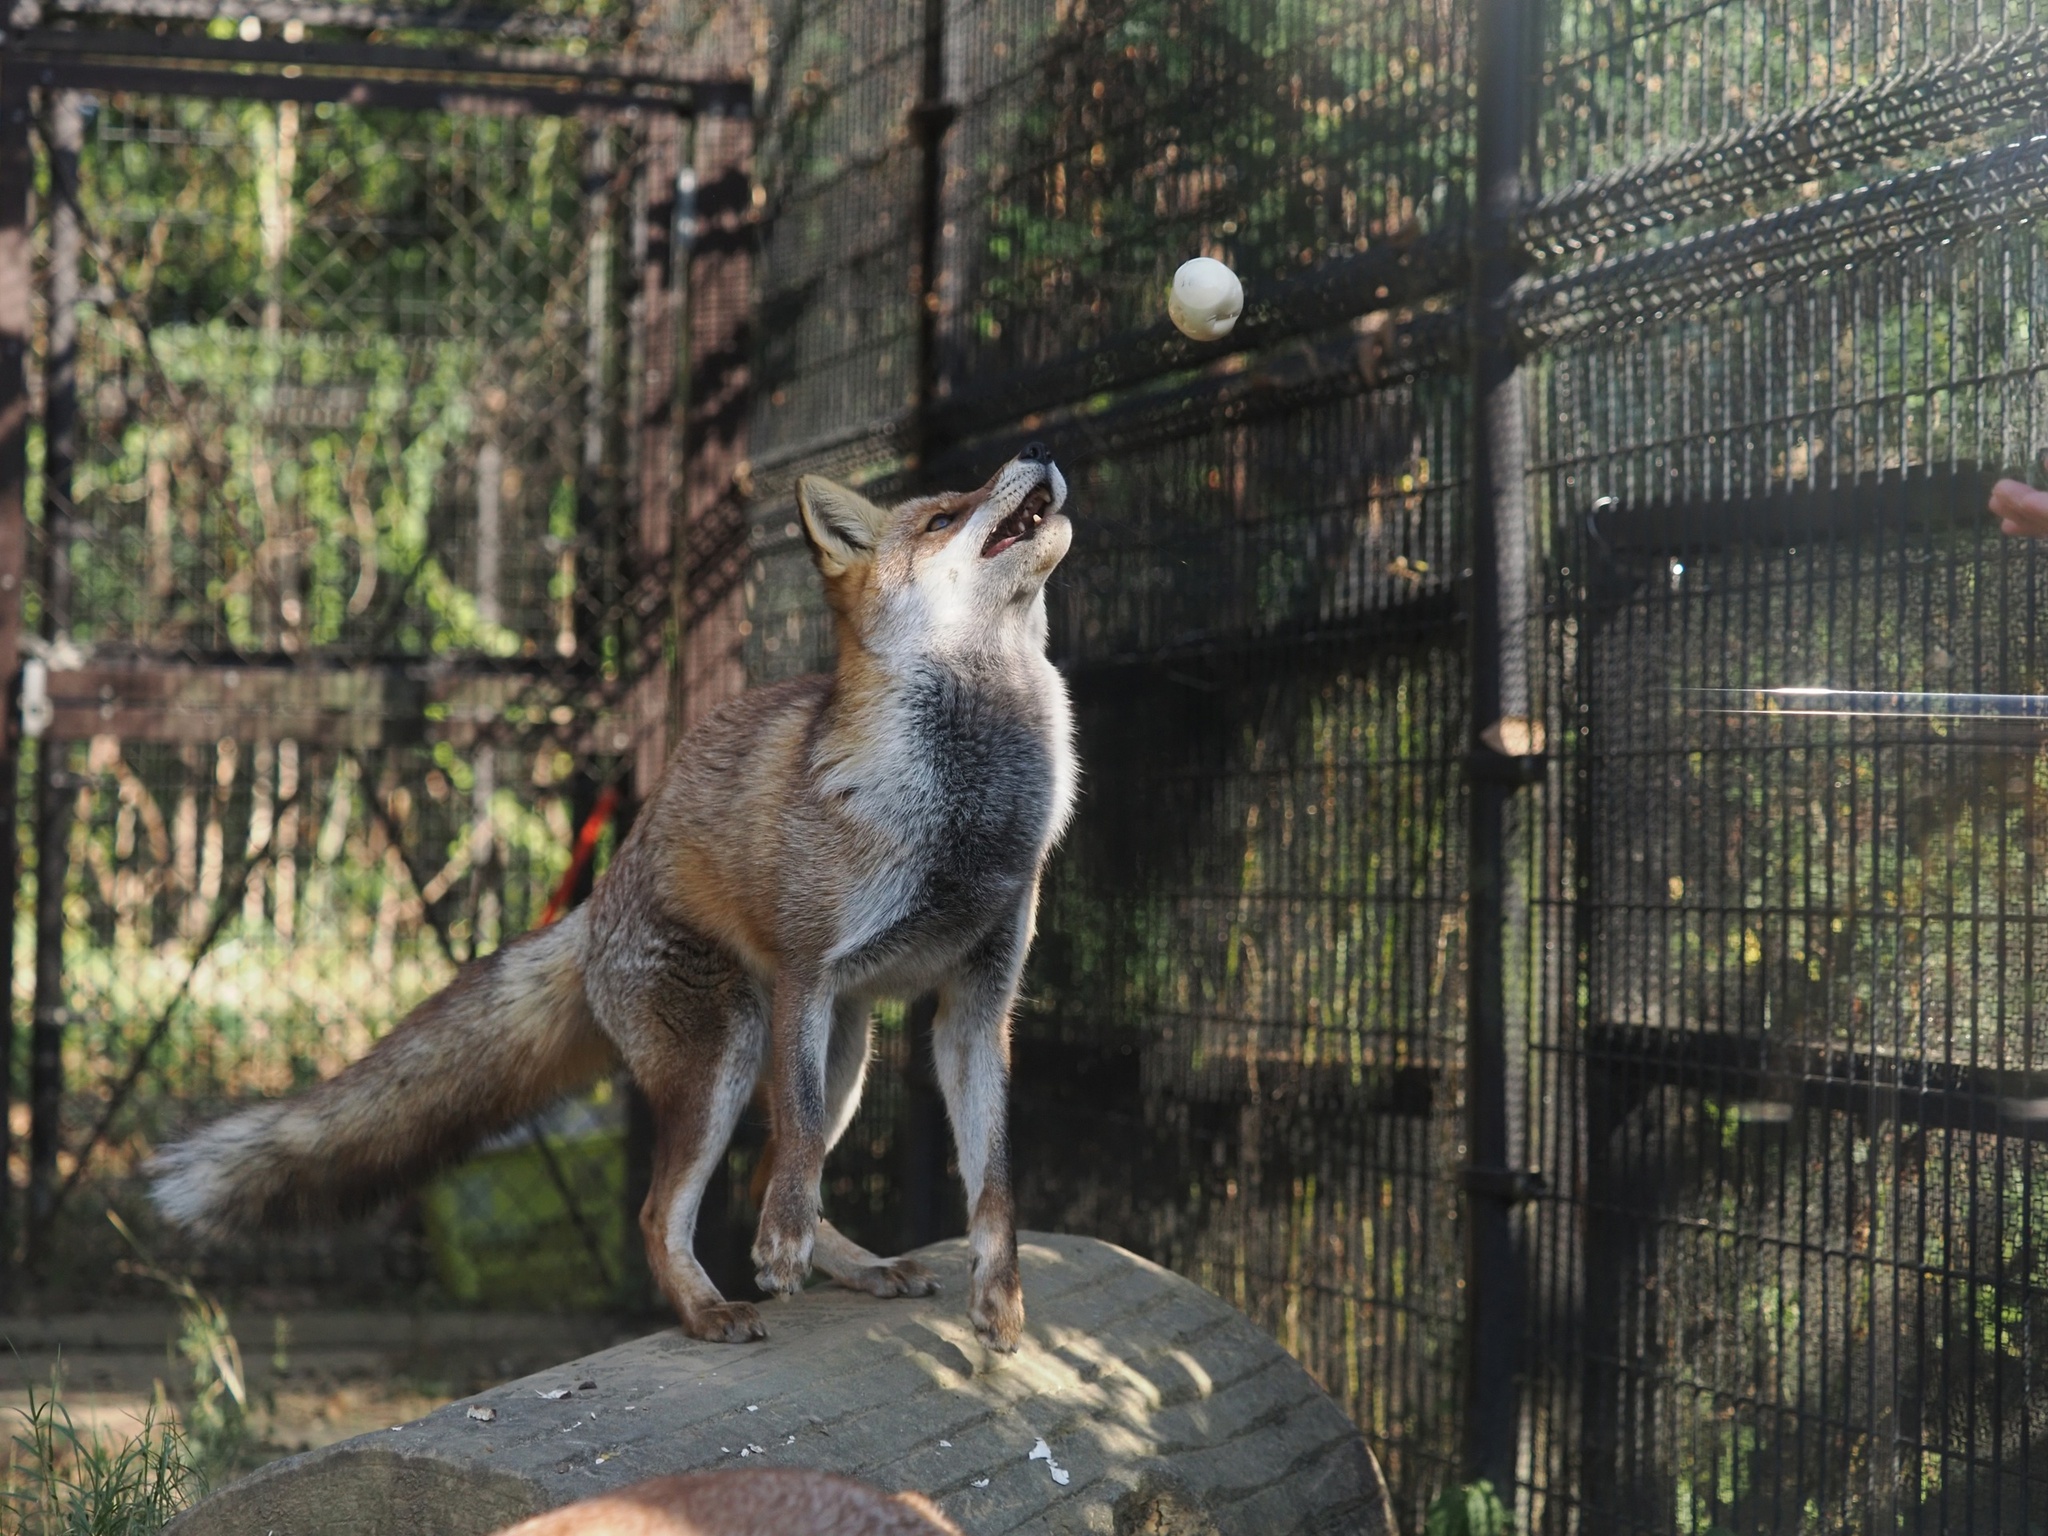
[151,906,613,1235]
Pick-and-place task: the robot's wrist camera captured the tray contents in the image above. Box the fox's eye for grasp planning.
[925,513,954,532]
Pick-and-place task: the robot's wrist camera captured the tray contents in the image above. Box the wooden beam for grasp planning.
[7,29,753,118]
[39,659,630,753]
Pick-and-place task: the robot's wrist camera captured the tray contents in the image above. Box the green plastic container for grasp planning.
[423,1091,630,1309]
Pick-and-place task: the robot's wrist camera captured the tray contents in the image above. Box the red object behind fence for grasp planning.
[538,784,620,927]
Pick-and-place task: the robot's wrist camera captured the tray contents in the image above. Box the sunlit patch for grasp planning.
[1685,687,2048,721]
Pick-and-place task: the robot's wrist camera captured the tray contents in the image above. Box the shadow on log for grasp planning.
[167,1234,1393,1535]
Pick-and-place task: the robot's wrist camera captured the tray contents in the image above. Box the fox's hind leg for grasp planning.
[747,999,939,1299]
[810,1001,939,1298]
[932,899,1035,1353]
[636,1026,766,1342]
[587,914,768,1343]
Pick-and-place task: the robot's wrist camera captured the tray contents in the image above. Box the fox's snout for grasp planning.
[794,450,1073,616]
[976,450,1066,561]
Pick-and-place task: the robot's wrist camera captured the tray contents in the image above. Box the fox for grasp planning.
[150,445,1077,1351]
[488,1470,963,1536]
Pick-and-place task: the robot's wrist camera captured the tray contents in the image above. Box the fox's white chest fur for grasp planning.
[817,649,1076,982]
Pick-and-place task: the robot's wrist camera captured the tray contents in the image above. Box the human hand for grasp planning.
[1990,477,2048,539]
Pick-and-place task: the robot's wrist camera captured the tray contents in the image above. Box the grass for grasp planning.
[0,1216,255,1536]
[1,1385,196,1536]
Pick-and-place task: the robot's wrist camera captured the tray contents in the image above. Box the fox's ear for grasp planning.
[796,476,889,576]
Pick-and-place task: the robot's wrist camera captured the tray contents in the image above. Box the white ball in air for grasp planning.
[1168,257,1243,341]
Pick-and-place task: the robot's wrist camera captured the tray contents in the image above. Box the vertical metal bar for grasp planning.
[898,0,956,1246]
[0,76,32,1285]
[624,106,682,802]
[677,104,752,734]
[576,113,614,668]
[1466,0,1532,1500]
[910,0,955,465]
[27,91,80,1252]
[468,436,501,957]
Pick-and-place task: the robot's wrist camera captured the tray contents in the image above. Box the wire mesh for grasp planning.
[744,0,2048,1530]
[938,0,1471,382]
[64,94,636,661]
[748,1,927,466]
[25,0,2048,1524]
[25,60,662,1305]
[1520,16,2048,1532]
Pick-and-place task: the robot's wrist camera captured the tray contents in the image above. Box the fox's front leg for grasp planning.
[752,976,834,1296]
[933,903,1034,1352]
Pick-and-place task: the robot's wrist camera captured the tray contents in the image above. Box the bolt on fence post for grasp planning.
[1465,0,1534,1501]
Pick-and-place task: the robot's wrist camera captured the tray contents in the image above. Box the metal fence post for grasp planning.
[0,76,30,1288]
[678,105,752,733]
[27,90,82,1256]
[1465,0,1534,1499]
[911,0,956,466]
[898,0,960,1245]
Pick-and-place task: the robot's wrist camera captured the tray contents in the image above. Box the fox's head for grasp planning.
[796,444,1071,660]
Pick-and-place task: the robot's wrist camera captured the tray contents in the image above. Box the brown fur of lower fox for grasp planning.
[489,1471,962,1536]
[152,447,1076,1352]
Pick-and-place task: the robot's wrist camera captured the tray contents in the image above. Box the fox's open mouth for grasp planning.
[981,484,1054,558]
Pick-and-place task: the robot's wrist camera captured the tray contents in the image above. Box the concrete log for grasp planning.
[169,1234,1393,1536]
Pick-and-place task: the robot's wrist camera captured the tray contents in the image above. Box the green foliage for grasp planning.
[966,0,1470,356]
[60,94,625,662]
[1,1383,195,1536]
[422,1091,629,1309]
[1424,1479,1510,1536]
[1,1218,254,1534]
[109,1214,252,1483]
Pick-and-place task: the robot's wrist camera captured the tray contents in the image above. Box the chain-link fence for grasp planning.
[738,0,2048,1530]
[0,9,739,1306]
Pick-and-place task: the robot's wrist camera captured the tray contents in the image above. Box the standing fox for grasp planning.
[152,446,1077,1350]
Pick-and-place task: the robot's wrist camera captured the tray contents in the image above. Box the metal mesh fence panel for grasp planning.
[744,2,1475,1527]
[67,96,636,660]
[23,63,666,1306]
[749,1,926,466]
[937,0,1470,381]
[742,0,2048,1529]
[1519,7,2048,1532]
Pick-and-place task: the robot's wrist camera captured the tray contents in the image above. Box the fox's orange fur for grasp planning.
[489,1470,962,1536]
[153,448,1077,1350]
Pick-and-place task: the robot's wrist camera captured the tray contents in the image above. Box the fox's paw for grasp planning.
[836,1257,941,1299]
[679,1301,767,1344]
[969,1263,1025,1353]
[751,1220,816,1297]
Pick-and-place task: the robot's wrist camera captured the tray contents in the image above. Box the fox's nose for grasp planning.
[1017,440,1054,465]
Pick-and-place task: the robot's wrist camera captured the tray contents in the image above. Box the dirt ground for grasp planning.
[0,1307,641,1461]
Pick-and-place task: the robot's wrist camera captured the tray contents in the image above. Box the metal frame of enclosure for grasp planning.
[7,1,2048,1532]
[0,3,752,1301]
